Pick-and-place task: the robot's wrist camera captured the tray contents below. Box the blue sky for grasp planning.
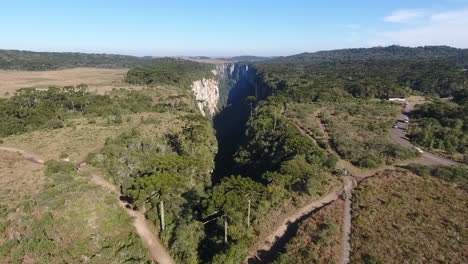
[1,0,468,56]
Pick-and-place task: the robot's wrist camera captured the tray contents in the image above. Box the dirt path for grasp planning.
[0,146,44,164]
[89,174,176,264]
[247,187,344,263]
[341,174,355,264]
[0,147,174,264]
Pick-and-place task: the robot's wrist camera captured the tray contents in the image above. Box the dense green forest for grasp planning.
[0,85,170,137]
[277,45,468,66]
[0,49,158,70]
[125,58,215,88]
[254,59,465,100]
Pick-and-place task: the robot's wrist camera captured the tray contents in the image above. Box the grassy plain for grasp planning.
[0,67,145,97]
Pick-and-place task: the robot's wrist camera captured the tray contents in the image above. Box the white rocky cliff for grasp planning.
[191,78,220,116]
[190,64,228,116]
[190,63,252,117]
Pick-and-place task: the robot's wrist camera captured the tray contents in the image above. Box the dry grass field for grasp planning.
[351,169,467,264]
[0,67,145,97]
[0,150,44,207]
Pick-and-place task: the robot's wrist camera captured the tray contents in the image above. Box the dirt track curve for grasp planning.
[0,147,174,264]
[89,174,176,264]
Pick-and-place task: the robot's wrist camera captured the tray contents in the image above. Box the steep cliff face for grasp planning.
[190,63,256,117]
[191,78,220,116]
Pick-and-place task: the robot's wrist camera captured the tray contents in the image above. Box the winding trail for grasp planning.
[88,173,176,264]
[0,147,174,264]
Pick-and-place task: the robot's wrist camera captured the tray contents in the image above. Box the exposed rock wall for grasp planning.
[191,63,255,117]
[191,78,220,116]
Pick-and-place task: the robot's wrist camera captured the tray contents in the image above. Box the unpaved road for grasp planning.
[389,102,460,167]
[341,175,355,264]
[0,147,174,264]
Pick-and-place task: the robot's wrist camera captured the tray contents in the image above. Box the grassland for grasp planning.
[351,169,467,264]
[0,67,145,97]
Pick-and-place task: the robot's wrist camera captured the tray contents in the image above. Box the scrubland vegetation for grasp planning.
[351,168,467,264]
[285,100,419,168]
[321,101,419,168]
[0,155,150,263]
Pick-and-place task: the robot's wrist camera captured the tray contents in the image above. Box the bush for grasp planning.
[45,160,76,177]
[45,119,64,129]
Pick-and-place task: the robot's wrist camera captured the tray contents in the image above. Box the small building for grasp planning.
[388,95,406,101]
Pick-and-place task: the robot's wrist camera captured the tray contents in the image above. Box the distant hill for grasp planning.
[274,45,468,66]
[0,49,154,70]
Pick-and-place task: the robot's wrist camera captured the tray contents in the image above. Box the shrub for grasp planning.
[45,119,64,129]
[45,160,76,177]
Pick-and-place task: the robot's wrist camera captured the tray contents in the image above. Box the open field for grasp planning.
[0,67,146,97]
[351,169,467,264]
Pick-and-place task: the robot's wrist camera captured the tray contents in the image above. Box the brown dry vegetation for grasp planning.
[0,67,145,97]
[0,150,44,207]
[351,169,467,264]
[273,199,344,264]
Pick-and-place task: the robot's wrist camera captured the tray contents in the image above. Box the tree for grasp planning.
[207,176,265,242]
[127,171,187,231]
